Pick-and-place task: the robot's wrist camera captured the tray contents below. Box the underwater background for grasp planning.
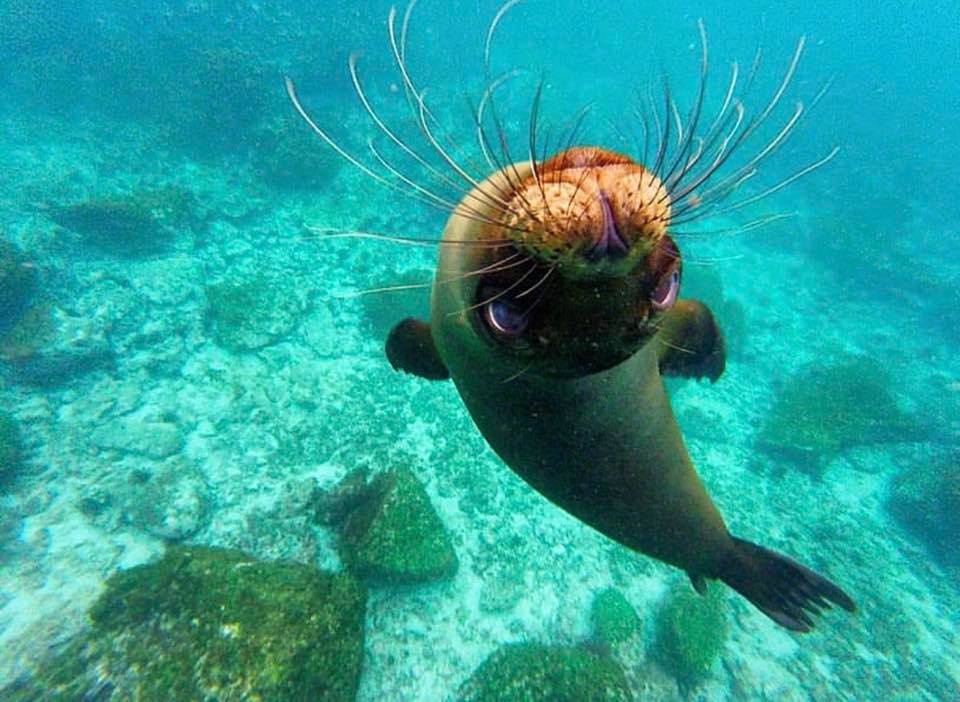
[1,0,958,700]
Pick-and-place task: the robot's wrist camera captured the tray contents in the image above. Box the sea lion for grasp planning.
[285,5,854,631]
[381,147,854,631]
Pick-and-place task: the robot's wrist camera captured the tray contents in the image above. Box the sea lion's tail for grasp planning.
[716,537,856,632]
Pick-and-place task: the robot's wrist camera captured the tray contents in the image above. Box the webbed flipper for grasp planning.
[655,299,726,382]
[717,537,856,632]
[385,318,450,380]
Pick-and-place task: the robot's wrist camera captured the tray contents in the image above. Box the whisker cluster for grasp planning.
[285,0,837,247]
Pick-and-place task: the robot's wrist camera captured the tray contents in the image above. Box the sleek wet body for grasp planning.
[285,1,855,630]
[386,155,855,631]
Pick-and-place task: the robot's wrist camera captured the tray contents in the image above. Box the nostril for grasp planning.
[587,190,628,260]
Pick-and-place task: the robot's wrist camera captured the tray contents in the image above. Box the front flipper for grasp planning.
[385,318,450,380]
[655,299,726,382]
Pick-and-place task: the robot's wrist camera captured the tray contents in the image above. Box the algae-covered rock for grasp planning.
[9,545,366,702]
[251,115,343,189]
[0,411,24,481]
[888,452,960,569]
[90,417,184,459]
[0,240,37,327]
[313,468,370,526]
[458,643,632,702]
[205,274,308,351]
[51,198,164,255]
[50,188,199,256]
[757,355,925,473]
[339,467,458,584]
[590,587,640,646]
[651,584,728,686]
[126,459,211,541]
[0,302,55,360]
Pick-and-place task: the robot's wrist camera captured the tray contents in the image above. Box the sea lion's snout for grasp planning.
[498,147,672,280]
[586,190,629,261]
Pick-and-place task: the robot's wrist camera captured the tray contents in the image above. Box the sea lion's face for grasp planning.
[457,147,681,378]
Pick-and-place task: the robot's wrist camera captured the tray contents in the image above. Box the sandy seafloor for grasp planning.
[0,106,959,702]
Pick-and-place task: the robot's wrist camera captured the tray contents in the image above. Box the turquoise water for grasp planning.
[1,1,958,700]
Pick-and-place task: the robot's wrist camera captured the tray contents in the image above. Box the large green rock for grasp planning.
[8,545,366,702]
[50,188,199,256]
[458,643,631,702]
[651,584,728,686]
[0,240,36,327]
[339,467,458,584]
[204,274,307,351]
[757,355,924,473]
[888,452,960,569]
[0,411,23,482]
[589,587,640,646]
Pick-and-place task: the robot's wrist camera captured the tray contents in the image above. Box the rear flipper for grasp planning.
[713,537,855,632]
[655,299,726,382]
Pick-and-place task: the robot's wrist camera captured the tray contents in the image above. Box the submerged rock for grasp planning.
[313,468,370,526]
[0,411,24,482]
[757,354,925,474]
[204,274,308,351]
[0,240,37,328]
[651,584,728,687]
[589,587,640,646]
[90,417,184,459]
[49,188,200,257]
[7,545,367,702]
[126,460,211,541]
[458,643,632,702]
[339,467,458,584]
[888,452,960,569]
[1,303,115,387]
[250,115,343,189]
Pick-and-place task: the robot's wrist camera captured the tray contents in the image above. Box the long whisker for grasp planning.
[500,360,535,384]
[348,52,512,217]
[303,227,514,248]
[670,145,837,226]
[333,282,432,298]
[515,263,555,299]
[439,251,530,284]
[670,211,796,238]
[485,0,525,67]
[452,262,540,316]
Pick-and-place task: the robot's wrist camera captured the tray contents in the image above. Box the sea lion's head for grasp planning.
[436,146,681,379]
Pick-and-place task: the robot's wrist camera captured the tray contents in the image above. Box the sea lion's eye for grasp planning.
[484,299,528,336]
[651,268,679,310]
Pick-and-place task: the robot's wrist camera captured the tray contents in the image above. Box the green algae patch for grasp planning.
[458,643,631,702]
[50,188,198,256]
[888,451,960,570]
[757,355,925,472]
[0,302,55,360]
[0,240,37,326]
[204,275,306,351]
[11,545,366,702]
[651,584,728,686]
[340,467,458,584]
[0,411,24,482]
[589,587,640,646]
[251,116,344,190]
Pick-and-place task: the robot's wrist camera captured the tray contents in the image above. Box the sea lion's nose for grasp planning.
[586,190,629,261]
